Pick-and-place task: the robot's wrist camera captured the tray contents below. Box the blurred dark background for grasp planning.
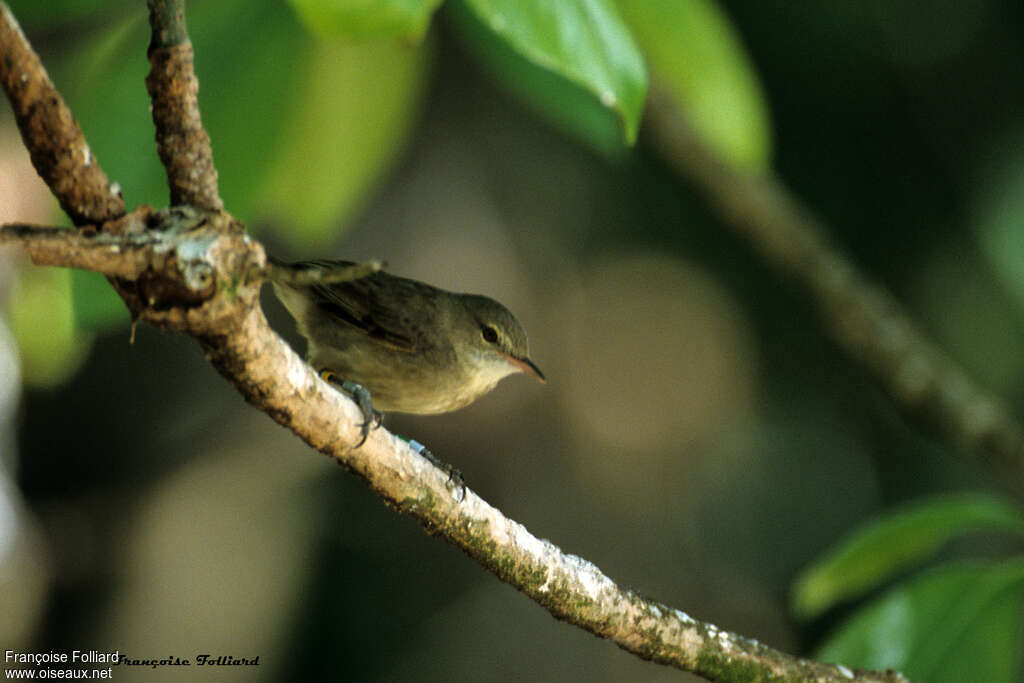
[3,1,1024,680]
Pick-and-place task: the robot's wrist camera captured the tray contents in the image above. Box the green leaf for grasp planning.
[72,270,128,332]
[614,0,771,170]
[54,8,162,209]
[448,3,618,156]
[11,1,428,337]
[792,493,1024,619]
[287,0,444,41]
[816,560,1024,683]
[5,0,134,30]
[48,0,428,252]
[453,0,648,147]
[7,266,95,388]
[51,0,309,216]
[254,36,430,249]
[46,1,311,332]
[180,1,312,219]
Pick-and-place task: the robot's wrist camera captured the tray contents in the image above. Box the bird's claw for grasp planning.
[408,439,466,502]
[319,370,381,448]
[317,370,465,501]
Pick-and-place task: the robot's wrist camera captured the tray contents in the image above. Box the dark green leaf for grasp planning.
[816,560,1024,682]
[792,493,1024,619]
[5,0,134,30]
[453,0,648,146]
[449,3,619,156]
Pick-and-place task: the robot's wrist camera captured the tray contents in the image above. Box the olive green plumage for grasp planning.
[272,259,544,415]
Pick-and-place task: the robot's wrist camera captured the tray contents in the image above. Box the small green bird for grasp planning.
[271,259,545,424]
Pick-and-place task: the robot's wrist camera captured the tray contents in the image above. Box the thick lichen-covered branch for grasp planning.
[0,4,124,226]
[646,84,1024,494]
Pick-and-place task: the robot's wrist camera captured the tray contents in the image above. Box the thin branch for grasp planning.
[145,0,223,212]
[203,292,904,683]
[0,211,153,277]
[0,3,124,226]
[146,0,188,50]
[0,217,908,682]
[645,84,1024,494]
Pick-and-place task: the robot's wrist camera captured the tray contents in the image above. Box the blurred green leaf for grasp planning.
[816,560,1024,682]
[49,0,428,252]
[50,0,309,215]
[909,236,1024,395]
[452,0,648,147]
[55,8,160,207]
[26,0,428,322]
[72,270,128,332]
[254,36,430,249]
[6,0,133,29]
[287,0,444,40]
[180,1,312,219]
[45,1,309,332]
[8,266,94,388]
[615,0,771,170]
[974,126,1024,317]
[793,493,1024,619]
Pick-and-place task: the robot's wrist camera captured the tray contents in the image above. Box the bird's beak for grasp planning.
[509,355,546,383]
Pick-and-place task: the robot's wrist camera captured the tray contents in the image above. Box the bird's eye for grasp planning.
[481,325,499,344]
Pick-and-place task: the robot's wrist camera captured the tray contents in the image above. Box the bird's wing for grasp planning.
[304,264,425,354]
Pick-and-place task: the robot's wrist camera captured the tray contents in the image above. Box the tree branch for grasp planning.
[0,210,156,276]
[645,84,1024,494]
[0,217,907,683]
[145,0,223,211]
[0,3,124,226]
[0,3,910,679]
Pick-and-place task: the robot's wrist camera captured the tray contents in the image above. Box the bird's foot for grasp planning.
[407,439,466,502]
[319,370,382,447]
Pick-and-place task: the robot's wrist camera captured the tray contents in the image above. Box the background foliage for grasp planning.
[3,1,1024,680]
